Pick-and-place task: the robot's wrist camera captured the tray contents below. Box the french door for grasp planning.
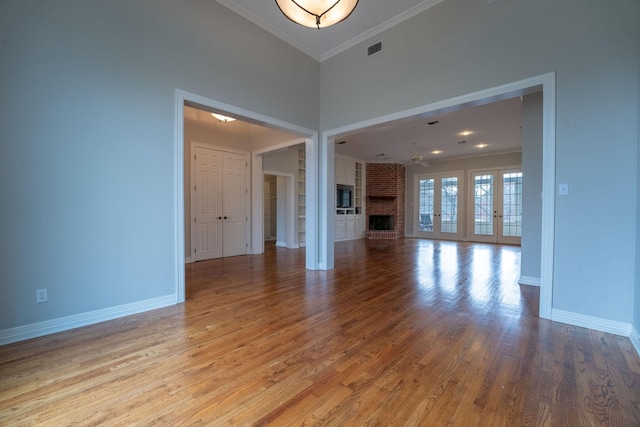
[470,169,522,245]
[415,172,462,240]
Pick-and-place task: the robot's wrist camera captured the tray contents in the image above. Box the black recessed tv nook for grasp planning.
[336,184,354,208]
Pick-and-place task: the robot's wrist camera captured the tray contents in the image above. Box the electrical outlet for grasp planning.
[36,289,48,303]
[558,183,569,196]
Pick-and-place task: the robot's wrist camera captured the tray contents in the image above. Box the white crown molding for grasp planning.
[320,0,445,61]
[217,0,444,62]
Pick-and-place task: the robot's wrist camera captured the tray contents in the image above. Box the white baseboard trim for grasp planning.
[518,276,540,287]
[630,327,640,358]
[275,241,287,247]
[552,309,632,337]
[0,294,177,346]
[185,256,193,264]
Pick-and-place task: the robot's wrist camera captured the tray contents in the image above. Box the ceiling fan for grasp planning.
[404,143,430,167]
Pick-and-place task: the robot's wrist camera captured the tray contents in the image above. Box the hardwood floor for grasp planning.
[1,239,639,426]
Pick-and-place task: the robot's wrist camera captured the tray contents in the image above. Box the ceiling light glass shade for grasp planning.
[211,113,236,123]
[275,0,359,29]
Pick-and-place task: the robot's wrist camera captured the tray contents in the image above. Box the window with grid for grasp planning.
[418,178,434,231]
[441,177,458,233]
[474,174,494,235]
[502,172,523,237]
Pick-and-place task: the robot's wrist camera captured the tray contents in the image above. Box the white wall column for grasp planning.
[318,135,335,270]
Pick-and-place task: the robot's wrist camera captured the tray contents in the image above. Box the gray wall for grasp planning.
[521,93,543,280]
[320,0,639,324]
[635,48,640,341]
[405,152,522,238]
[0,0,318,330]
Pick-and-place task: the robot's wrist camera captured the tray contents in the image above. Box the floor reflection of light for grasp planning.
[415,241,435,290]
[469,246,492,305]
[498,247,521,308]
[438,243,458,293]
[413,240,523,314]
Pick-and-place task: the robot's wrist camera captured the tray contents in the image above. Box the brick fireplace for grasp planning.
[366,163,405,239]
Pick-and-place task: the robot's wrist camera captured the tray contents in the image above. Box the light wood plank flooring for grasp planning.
[1,239,639,425]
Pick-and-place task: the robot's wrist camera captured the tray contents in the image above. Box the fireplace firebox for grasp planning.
[369,215,394,231]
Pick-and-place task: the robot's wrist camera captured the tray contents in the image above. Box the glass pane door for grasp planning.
[440,177,458,234]
[472,173,496,242]
[416,173,461,240]
[470,170,522,244]
[418,178,434,233]
[500,171,522,244]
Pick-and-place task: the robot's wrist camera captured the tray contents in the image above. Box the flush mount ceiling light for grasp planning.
[275,0,359,29]
[211,113,236,123]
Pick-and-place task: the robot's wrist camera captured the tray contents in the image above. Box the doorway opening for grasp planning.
[321,73,555,319]
[263,170,296,249]
[175,90,318,304]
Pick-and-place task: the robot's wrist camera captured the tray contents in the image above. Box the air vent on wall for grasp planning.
[367,41,382,56]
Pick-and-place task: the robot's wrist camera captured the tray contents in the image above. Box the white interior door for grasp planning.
[415,173,462,240]
[193,146,223,261]
[222,152,248,257]
[192,145,248,260]
[470,169,522,244]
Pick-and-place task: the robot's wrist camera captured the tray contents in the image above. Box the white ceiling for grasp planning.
[216,0,444,61]
[335,97,523,165]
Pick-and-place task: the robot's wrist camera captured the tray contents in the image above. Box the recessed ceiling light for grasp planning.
[459,130,474,136]
[211,113,236,123]
[476,143,488,148]
[431,150,443,154]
